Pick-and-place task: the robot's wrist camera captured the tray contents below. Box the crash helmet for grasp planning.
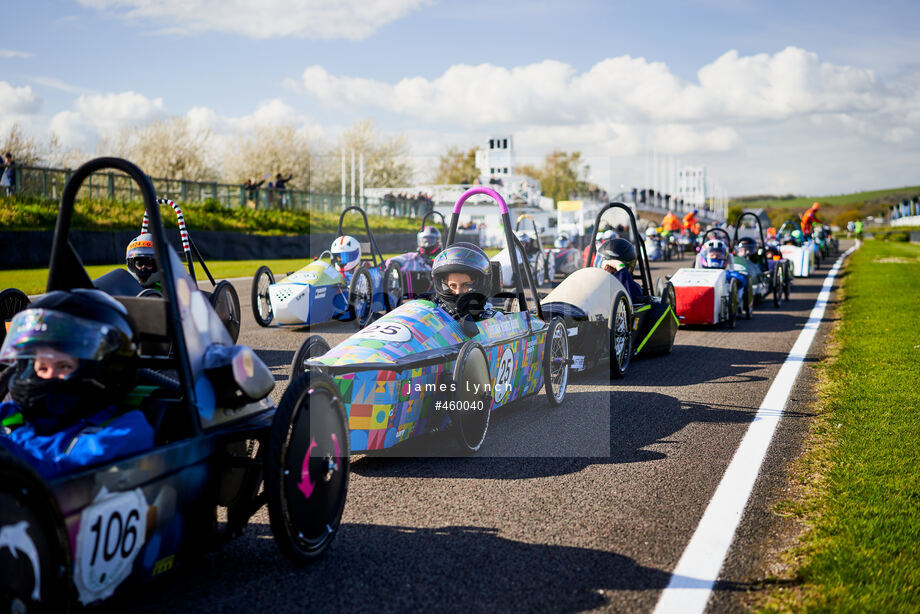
[645,227,659,238]
[0,289,139,432]
[597,238,637,272]
[596,229,616,246]
[126,233,157,285]
[331,235,362,271]
[516,231,536,254]
[791,229,805,245]
[554,234,570,249]
[699,239,729,269]
[431,242,492,310]
[734,236,758,259]
[417,226,442,259]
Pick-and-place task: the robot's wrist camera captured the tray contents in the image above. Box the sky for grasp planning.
[3,0,920,197]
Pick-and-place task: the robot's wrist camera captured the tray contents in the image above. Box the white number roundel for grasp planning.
[494,347,514,404]
[355,321,412,343]
[74,487,148,605]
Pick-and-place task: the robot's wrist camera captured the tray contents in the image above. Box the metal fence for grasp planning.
[8,164,431,218]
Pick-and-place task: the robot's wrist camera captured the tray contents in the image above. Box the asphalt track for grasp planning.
[124,241,854,614]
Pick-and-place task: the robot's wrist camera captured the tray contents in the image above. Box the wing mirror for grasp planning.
[203,345,275,408]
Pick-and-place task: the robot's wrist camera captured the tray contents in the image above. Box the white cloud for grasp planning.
[50,91,165,147]
[0,49,33,59]
[78,0,430,39]
[0,82,41,115]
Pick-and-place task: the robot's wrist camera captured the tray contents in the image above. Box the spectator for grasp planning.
[274,172,293,208]
[242,178,265,209]
[1,152,17,196]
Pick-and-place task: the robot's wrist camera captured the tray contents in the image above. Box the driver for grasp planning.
[734,236,759,261]
[126,233,159,288]
[416,226,442,263]
[431,243,495,322]
[331,235,362,275]
[584,229,616,267]
[0,289,154,478]
[596,238,643,302]
[699,239,748,300]
[554,234,570,250]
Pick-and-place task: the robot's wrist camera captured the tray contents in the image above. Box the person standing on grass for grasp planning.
[0,152,16,196]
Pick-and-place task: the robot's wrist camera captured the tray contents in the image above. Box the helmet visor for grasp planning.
[1,309,127,364]
[333,250,359,267]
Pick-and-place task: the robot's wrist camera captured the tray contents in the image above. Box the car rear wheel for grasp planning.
[383,262,403,310]
[265,372,349,566]
[209,280,242,343]
[743,280,753,320]
[451,341,491,454]
[609,291,632,379]
[543,318,569,406]
[290,335,331,379]
[726,279,739,329]
[347,268,374,329]
[251,266,275,327]
[772,267,783,308]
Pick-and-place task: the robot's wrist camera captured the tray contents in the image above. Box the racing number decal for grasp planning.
[354,321,412,343]
[75,488,148,605]
[494,347,514,404]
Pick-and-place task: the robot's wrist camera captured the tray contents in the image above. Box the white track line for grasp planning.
[653,241,859,614]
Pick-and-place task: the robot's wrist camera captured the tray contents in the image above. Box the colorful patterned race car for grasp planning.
[0,158,348,611]
[493,213,555,287]
[250,206,399,329]
[293,187,570,454]
[382,210,447,305]
[542,202,679,378]
[733,211,792,308]
[671,228,748,327]
[777,220,817,277]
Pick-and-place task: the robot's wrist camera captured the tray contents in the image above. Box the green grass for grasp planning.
[0,194,421,235]
[760,240,920,612]
[0,249,503,295]
[733,186,920,210]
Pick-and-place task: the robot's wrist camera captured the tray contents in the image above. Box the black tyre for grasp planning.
[784,264,792,301]
[251,266,275,327]
[534,253,546,287]
[265,372,349,566]
[0,288,30,346]
[657,280,678,355]
[772,267,783,308]
[0,448,73,613]
[743,280,753,320]
[383,262,404,310]
[290,335,331,379]
[726,280,738,329]
[209,280,242,343]
[347,268,374,329]
[609,291,632,379]
[543,318,569,406]
[451,341,491,454]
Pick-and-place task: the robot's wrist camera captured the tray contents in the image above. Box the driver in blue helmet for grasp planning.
[699,239,748,302]
[596,238,644,302]
[0,289,154,478]
[431,242,495,323]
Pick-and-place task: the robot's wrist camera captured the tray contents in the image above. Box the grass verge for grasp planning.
[758,239,920,612]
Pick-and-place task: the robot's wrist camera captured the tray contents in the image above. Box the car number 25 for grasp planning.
[74,488,149,605]
[354,321,412,343]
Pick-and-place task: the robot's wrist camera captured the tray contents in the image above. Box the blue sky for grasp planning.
[3,0,920,196]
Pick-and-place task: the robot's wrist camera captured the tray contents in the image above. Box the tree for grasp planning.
[519,150,593,206]
[97,117,217,181]
[221,123,315,190]
[311,119,413,193]
[0,123,51,166]
[434,146,479,184]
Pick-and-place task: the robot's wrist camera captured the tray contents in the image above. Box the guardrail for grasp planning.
[4,164,432,218]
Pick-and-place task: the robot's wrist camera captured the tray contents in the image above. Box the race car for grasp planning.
[382,210,447,305]
[493,213,554,287]
[777,219,817,277]
[733,211,792,308]
[644,227,665,261]
[250,205,399,329]
[293,187,570,455]
[541,202,679,378]
[545,233,583,280]
[0,157,348,611]
[1,288,30,347]
[670,229,748,327]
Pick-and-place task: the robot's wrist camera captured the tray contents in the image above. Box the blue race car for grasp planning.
[251,205,399,329]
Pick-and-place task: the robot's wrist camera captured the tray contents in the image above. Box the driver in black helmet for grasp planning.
[126,232,160,289]
[430,242,495,322]
[0,289,154,478]
[734,236,759,262]
[596,238,644,302]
